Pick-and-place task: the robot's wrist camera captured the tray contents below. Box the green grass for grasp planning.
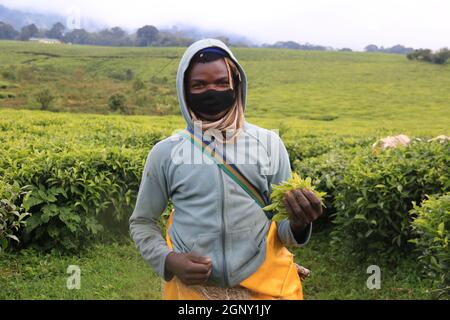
[0,40,449,137]
[0,232,434,300]
[0,240,162,300]
[296,231,434,299]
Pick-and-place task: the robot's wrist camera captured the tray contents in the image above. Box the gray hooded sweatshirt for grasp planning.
[129,38,312,288]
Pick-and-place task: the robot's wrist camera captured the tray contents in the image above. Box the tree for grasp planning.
[136,25,159,46]
[111,26,125,38]
[93,27,131,46]
[387,44,413,54]
[46,22,65,40]
[408,49,433,62]
[406,48,448,65]
[35,88,55,110]
[0,21,19,39]
[19,23,39,41]
[432,47,450,65]
[108,93,129,114]
[364,44,379,52]
[132,78,145,91]
[63,29,90,44]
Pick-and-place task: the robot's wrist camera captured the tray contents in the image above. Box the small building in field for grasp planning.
[29,37,62,44]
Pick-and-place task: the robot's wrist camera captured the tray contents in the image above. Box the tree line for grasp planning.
[0,21,196,47]
[364,44,414,54]
[0,21,350,51]
[406,48,450,65]
[365,43,449,64]
[1,20,448,61]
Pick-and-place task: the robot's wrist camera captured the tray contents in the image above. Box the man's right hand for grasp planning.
[165,252,212,285]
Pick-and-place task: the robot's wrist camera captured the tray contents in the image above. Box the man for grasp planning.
[129,39,323,300]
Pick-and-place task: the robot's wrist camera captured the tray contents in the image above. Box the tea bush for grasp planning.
[294,148,361,229]
[1,147,145,252]
[410,193,450,298]
[332,140,450,254]
[0,181,31,251]
[0,111,171,252]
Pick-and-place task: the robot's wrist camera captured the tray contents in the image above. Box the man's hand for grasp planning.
[165,252,212,285]
[283,188,323,233]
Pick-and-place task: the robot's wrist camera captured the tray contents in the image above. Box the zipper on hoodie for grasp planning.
[213,138,229,287]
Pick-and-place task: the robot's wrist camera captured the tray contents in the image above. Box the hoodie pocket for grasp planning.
[191,232,222,285]
[228,227,261,278]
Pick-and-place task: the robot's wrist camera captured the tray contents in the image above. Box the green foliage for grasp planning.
[0,233,435,300]
[407,47,450,65]
[108,93,129,114]
[294,148,359,229]
[285,136,374,164]
[1,41,450,128]
[0,110,171,252]
[410,193,450,298]
[0,242,163,299]
[0,81,18,89]
[264,173,327,222]
[35,88,55,110]
[0,181,31,251]
[5,147,144,252]
[109,69,134,81]
[132,78,145,91]
[1,69,17,81]
[332,140,450,254]
[0,91,16,99]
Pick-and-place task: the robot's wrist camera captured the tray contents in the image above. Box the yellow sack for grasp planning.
[163,209,303,300]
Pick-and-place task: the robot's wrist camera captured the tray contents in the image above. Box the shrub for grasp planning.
[0,81,18,89]
[132,78,145,91]
[1,69,17,81]
[407,48,449,65]
[285,136,374,164]
[331,140,449,254]
[110,69,134,81]
[294,148,359,229]
[0,111,169,252]
[410,193,450,298]
[0,91,16,99]
[108,93,129,114]
[432,48,450,65]
[3,147,145,252]
[35,88,55,110]
[0,181,31,251]
[125,69,134,81]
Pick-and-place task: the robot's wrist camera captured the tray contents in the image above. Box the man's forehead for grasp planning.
[189,59,229,78]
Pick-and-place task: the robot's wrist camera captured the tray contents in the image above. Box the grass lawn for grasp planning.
[0,231,434,300]
[0,240,162,300]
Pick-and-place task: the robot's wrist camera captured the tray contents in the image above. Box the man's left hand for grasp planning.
[283,188,323,233]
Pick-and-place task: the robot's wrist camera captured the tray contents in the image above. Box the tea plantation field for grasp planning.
[0,41,449,299]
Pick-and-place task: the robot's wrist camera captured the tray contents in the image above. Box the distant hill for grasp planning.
[0,4,102,30]
[0,4,65,29]
[0,4,255,47]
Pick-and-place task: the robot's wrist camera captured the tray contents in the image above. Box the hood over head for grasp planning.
[176,38,248,129]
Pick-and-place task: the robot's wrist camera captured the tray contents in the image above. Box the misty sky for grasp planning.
[1,0,449,50]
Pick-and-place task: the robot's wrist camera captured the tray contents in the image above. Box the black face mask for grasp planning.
[187,88,236,116]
